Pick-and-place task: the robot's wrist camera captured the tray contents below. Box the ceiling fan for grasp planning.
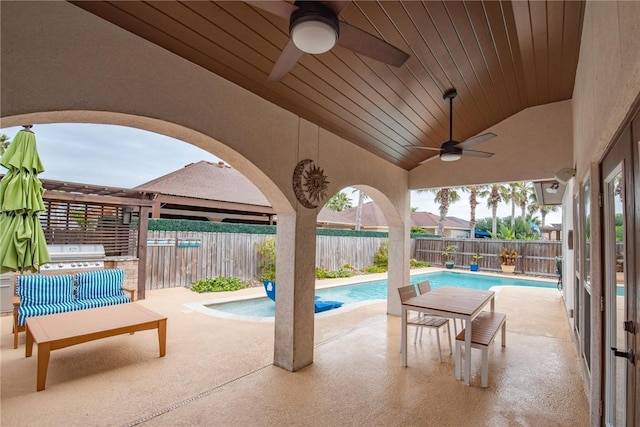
[246,1,410,81]
[409,88,496,164]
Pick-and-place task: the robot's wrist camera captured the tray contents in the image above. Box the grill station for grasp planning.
[39,244,106,273]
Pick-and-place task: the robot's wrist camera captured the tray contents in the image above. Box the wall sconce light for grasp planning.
[122,207,133,225]
[554,167,576,184]
[546,182,560,194]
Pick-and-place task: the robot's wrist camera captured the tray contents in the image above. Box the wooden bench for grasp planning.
[454,311,506,387]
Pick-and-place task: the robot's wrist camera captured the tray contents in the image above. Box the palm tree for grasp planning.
[462,185,486,239]
[480,184,502,236]
[418,187,461,236]
[514,182,533,223]
[325,191,352,212]
[528,191,559,227]
[500,183,517,228]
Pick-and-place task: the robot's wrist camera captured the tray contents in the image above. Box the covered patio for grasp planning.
[2,1,639,424]
[1,280,588,426]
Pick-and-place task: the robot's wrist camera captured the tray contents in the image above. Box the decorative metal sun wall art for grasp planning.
[292,159,329,209]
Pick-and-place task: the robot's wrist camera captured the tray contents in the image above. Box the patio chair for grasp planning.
[416,280,461,337]
[555,256,563,291]
[398,285,452,362]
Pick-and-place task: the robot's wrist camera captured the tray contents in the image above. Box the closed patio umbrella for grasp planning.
[0,125,50,273]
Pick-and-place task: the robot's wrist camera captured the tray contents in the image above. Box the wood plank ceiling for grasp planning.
[71,1,585,171]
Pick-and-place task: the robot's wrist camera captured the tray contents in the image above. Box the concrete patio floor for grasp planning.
[1,274,589,426]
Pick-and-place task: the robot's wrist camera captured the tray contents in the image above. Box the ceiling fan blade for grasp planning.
[322,1,351,16]
[458,132,497,149]
[405,145,441,152]
[418,154,441,165]
[337,22,409,67]
[269,39,305,81]
[245,1,298,19]
[461,149,494,158]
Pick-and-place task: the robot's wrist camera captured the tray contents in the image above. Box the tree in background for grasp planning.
[528,190,558,227]
[500,183,518,228]
[325,191,352,212]
[463,185,486,239]
[418,187,461,236]
[480,184,502,236]
[513,182,534,223]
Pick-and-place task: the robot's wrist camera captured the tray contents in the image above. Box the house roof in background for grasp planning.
[134,160,271,207]
[331,201,470,229]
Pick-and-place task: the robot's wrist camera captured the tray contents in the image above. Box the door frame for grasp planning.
[599,107,639,426]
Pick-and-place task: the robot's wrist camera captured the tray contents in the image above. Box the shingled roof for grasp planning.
[334,202,470,230]
[134,160,270,207]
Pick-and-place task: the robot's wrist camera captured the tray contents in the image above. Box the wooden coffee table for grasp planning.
[25,303,167,391]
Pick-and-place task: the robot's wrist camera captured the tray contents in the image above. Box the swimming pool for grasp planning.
[203,271,557,318]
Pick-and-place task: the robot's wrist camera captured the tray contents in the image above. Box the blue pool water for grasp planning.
[205,271,558,318]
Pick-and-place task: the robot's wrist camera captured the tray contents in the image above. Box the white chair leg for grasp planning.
[446,323,452,355]
[414,325,420,344]
[452,319,458,336]
[455,341,462,380]
[436,329,442,363]
[481,347,488,387]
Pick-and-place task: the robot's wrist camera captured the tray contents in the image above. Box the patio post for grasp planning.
[272,209,317,371]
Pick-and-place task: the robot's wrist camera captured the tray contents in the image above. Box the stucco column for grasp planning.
[273,210,317,371]
[386,195,412,316]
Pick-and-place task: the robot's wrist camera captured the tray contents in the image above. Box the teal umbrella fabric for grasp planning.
[0,126,50,273]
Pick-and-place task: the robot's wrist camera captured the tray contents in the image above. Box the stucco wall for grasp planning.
[573,1,640,176]
[409,98,573,189]
[571,2,640,424]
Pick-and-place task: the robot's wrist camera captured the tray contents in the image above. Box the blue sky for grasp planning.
[0,123,561,224]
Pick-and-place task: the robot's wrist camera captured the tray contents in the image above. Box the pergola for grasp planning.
[38,177,155,299]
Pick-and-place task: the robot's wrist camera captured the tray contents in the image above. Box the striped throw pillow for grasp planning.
[18,275,75,306]
[76,269,125,300]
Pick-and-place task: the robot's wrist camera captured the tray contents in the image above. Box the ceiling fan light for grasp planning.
[546,182,560,194]
[291,20,337,54]
[440,152,461,162]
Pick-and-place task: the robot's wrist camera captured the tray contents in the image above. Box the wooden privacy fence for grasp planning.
[414,238,562,276]
[144,231,562,289]
[144,231,387,289]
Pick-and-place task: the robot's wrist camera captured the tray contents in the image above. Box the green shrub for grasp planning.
[190,276,249,293]
[410,259,430,268]
[362,265,387,273]
[373,240,389,269]
[315,268,354,279]
[257,237,276,281]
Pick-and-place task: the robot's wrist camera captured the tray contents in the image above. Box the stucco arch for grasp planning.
[1,0,413,371]
[350,185,410,315]
[1,111,294,215]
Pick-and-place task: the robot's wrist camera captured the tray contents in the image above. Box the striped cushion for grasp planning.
[75,295,130,309]
[76,269,125,300]
[18,275,75,306]
[18,301,80,326]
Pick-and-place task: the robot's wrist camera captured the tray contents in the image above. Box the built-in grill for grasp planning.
[39,244,106,273]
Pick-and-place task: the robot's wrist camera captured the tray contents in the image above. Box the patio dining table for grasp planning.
[400,286,495,386]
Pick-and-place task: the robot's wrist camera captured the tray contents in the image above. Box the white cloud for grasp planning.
[1,124,219,188]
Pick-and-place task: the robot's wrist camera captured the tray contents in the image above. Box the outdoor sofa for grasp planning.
[12,269,135,348]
